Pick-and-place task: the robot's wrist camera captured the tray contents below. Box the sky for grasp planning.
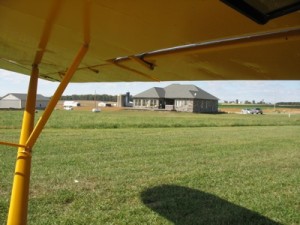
[0,69,299,103]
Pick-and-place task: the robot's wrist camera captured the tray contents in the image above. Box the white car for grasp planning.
[64,106,73,110]
[92,108,101,112]
[241,108,251,114]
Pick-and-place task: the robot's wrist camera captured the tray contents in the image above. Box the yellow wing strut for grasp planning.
[6,0,90,224]
[7,45,89,225]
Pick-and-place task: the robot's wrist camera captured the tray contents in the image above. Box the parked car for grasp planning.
[92,108,101,112]
[251,108,263,114]
[241,108,252,114]
[64,105,73,110]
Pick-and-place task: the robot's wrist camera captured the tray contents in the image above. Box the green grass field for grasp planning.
[0,110,299,224]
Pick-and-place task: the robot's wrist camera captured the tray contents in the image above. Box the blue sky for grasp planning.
[0,69,299,103]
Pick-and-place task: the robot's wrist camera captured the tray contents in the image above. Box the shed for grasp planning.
[63,101,81,107]
[0,93,49,109]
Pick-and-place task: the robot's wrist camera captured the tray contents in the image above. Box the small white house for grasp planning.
[0,93,49,109]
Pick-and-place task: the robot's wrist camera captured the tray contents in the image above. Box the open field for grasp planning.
[218,104,300,114]
[57,100,300,114]
[56,100,122,112]
[0,110,299,224]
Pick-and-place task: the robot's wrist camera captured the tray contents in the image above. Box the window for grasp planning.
[176,100,188,107]
[150,99,156,106]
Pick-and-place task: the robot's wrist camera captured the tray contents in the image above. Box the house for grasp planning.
[0,93,49,109]
[133,84,218,113]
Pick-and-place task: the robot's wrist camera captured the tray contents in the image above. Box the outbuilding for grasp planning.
[63,101,80,107]
[0,93,49,109]
[133,84,218,113]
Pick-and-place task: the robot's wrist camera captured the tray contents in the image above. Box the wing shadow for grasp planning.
[141,184,281,225]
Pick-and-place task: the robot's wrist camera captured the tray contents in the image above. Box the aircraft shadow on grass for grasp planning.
[141,185,281,225]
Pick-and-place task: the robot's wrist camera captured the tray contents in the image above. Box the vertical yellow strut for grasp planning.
[6,1,62,224]
[7,66,39,225]
[26,44,89,149]
[7,44,89,225]
[7,1,90,224]
[6,44,89,225]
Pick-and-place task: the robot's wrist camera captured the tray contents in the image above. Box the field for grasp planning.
[0,110,299,224]
[56,101,300,114]
[218,104,300,114]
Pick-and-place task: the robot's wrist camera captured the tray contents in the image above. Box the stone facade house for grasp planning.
[133,84,218,113]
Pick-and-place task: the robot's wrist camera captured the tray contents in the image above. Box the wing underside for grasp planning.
[0,0,299,82]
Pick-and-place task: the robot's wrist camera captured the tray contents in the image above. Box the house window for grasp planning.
[176,100,187,107]
[135,99,141,106]
[201,100,204,109]
[150,99,156,106]
[150,99,158,106]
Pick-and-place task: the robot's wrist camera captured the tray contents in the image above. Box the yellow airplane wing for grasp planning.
[1,1,300,224]
[1,0,299,82]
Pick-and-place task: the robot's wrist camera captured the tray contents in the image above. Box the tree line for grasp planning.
[277,102,300,105]
[60,94,117,102]
[276,102,300,108]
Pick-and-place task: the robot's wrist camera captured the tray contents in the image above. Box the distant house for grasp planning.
[0,93,49,109]
[133,84,218,113]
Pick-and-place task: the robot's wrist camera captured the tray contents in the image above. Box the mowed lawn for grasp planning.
[0,110,299,225]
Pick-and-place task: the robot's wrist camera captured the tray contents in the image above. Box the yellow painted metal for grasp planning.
[0,1,298,223]
[6,43,89,224]
[144,28,300,57]
[112,60,160,82]
[129,56,154,71]
[1,1,300,81]
[26,44,89,149]
[32,0,61,66]
[83,0,91,44]
[7,66,39,225]
[6,1,62,223]
[0,141,26,149]
[4,2,90,223]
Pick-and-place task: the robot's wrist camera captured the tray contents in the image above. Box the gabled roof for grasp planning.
[133,84,218,100]
[1,93,49,101]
